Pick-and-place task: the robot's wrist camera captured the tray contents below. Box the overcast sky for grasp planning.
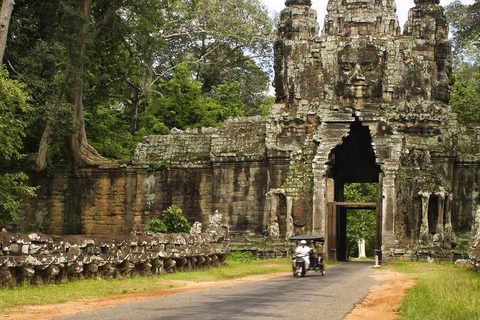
[261,0,473,31]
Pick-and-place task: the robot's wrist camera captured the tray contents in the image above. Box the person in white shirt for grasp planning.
[293,240,310,269]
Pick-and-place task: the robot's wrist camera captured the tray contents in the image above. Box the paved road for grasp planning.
[53,260,383,320]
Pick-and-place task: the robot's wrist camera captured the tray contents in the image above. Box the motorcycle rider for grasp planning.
[293,240,311,270]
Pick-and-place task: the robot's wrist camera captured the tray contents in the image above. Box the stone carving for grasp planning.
[190,222,203,236]
[418,191,431,245]
[268,217,280,242]
[208,210,229,243]
[336,44,385,100]
[0,212,229,287]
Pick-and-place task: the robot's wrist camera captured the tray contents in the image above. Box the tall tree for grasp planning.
[0,0,14,64]
[446,0,480,52]
[6,0,275,167]
[67,0,114,167]
[446,0,480,123]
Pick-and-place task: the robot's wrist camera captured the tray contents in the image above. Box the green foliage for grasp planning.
[145,218,167,233]
[146,162,170,172]
[145,64,252,132]
[5,0,275,166]
[259,95,276,116]
[344,183,378,203]
[0,69,31,161]
[0,69,38,228]
[145,205,191,233]
[446,0,480,54]
[148,63,207,130]
[226,251,255,262]
[161,205,191,233]
[84,104,139,160]
[445,1,480,123]
[34,209,48,232]
[0,173,37,228]
[208,82,246,121]
[450,65,480,123]
[344,183,378,258]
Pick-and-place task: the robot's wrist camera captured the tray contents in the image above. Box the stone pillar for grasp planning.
[434,188,446,246]
[286,196,294,240]
[381,165,398,251]
[312,162,328,238]
[444,193,454,247]
[419,191,431,245]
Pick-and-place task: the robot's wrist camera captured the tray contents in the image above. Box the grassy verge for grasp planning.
[391,261,480,320]
[0,258,291,314]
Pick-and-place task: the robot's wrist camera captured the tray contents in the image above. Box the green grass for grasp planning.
[391,261,480,320]
[0,258,291,314]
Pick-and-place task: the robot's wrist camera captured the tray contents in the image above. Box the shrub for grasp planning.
[162,205,191,233]
[145,205,191,233]
[145,218,167,233]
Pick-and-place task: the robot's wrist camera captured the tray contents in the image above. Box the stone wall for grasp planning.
[18,117,272,239]
[22,166,212,235]
[0,212,229,287]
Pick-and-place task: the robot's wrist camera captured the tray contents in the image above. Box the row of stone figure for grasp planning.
[0,251,228,287]
[0,228,230,287]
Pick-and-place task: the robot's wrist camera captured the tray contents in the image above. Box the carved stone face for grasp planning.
[336,45,384,99]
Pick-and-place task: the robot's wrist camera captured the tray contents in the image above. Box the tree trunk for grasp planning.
[68,0,106,167]
[36,125,51,171]
[129,89,139,135]
[35,0,66,171]
[357,239,367,259]
[0,0,15,65]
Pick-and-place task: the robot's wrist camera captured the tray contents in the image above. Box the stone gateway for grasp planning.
[18,0,480,265]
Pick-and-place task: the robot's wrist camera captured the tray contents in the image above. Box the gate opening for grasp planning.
[327,120,381,261]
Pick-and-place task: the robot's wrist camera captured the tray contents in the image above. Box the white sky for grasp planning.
[261,0,474,30]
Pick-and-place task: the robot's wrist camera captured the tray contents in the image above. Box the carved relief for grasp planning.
[336,44,385,100]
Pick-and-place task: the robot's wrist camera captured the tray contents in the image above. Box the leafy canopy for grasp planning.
[6,0,275,163]
[446,0,480,123]
[0,69,38,228]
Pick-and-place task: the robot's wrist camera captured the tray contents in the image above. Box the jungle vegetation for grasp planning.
[0,0,275,228]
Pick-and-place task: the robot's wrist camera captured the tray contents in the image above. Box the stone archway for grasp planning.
[326,120,381,261]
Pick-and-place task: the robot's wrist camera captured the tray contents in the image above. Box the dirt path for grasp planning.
[345,266,416,320]
[4,266,415,320]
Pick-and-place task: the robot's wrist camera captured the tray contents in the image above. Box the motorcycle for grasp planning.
[289,234,326,277]
[292,254,307,277]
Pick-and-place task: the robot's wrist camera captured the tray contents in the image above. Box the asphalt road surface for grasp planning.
[53,260,383,320]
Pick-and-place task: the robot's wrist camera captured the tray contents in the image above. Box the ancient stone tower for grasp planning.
[270,0,462,260]
[23,0,480,263]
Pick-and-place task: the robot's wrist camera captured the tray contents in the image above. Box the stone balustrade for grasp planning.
[0,213,229,287]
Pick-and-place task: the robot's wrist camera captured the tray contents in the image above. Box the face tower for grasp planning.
[272,0,457,260]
